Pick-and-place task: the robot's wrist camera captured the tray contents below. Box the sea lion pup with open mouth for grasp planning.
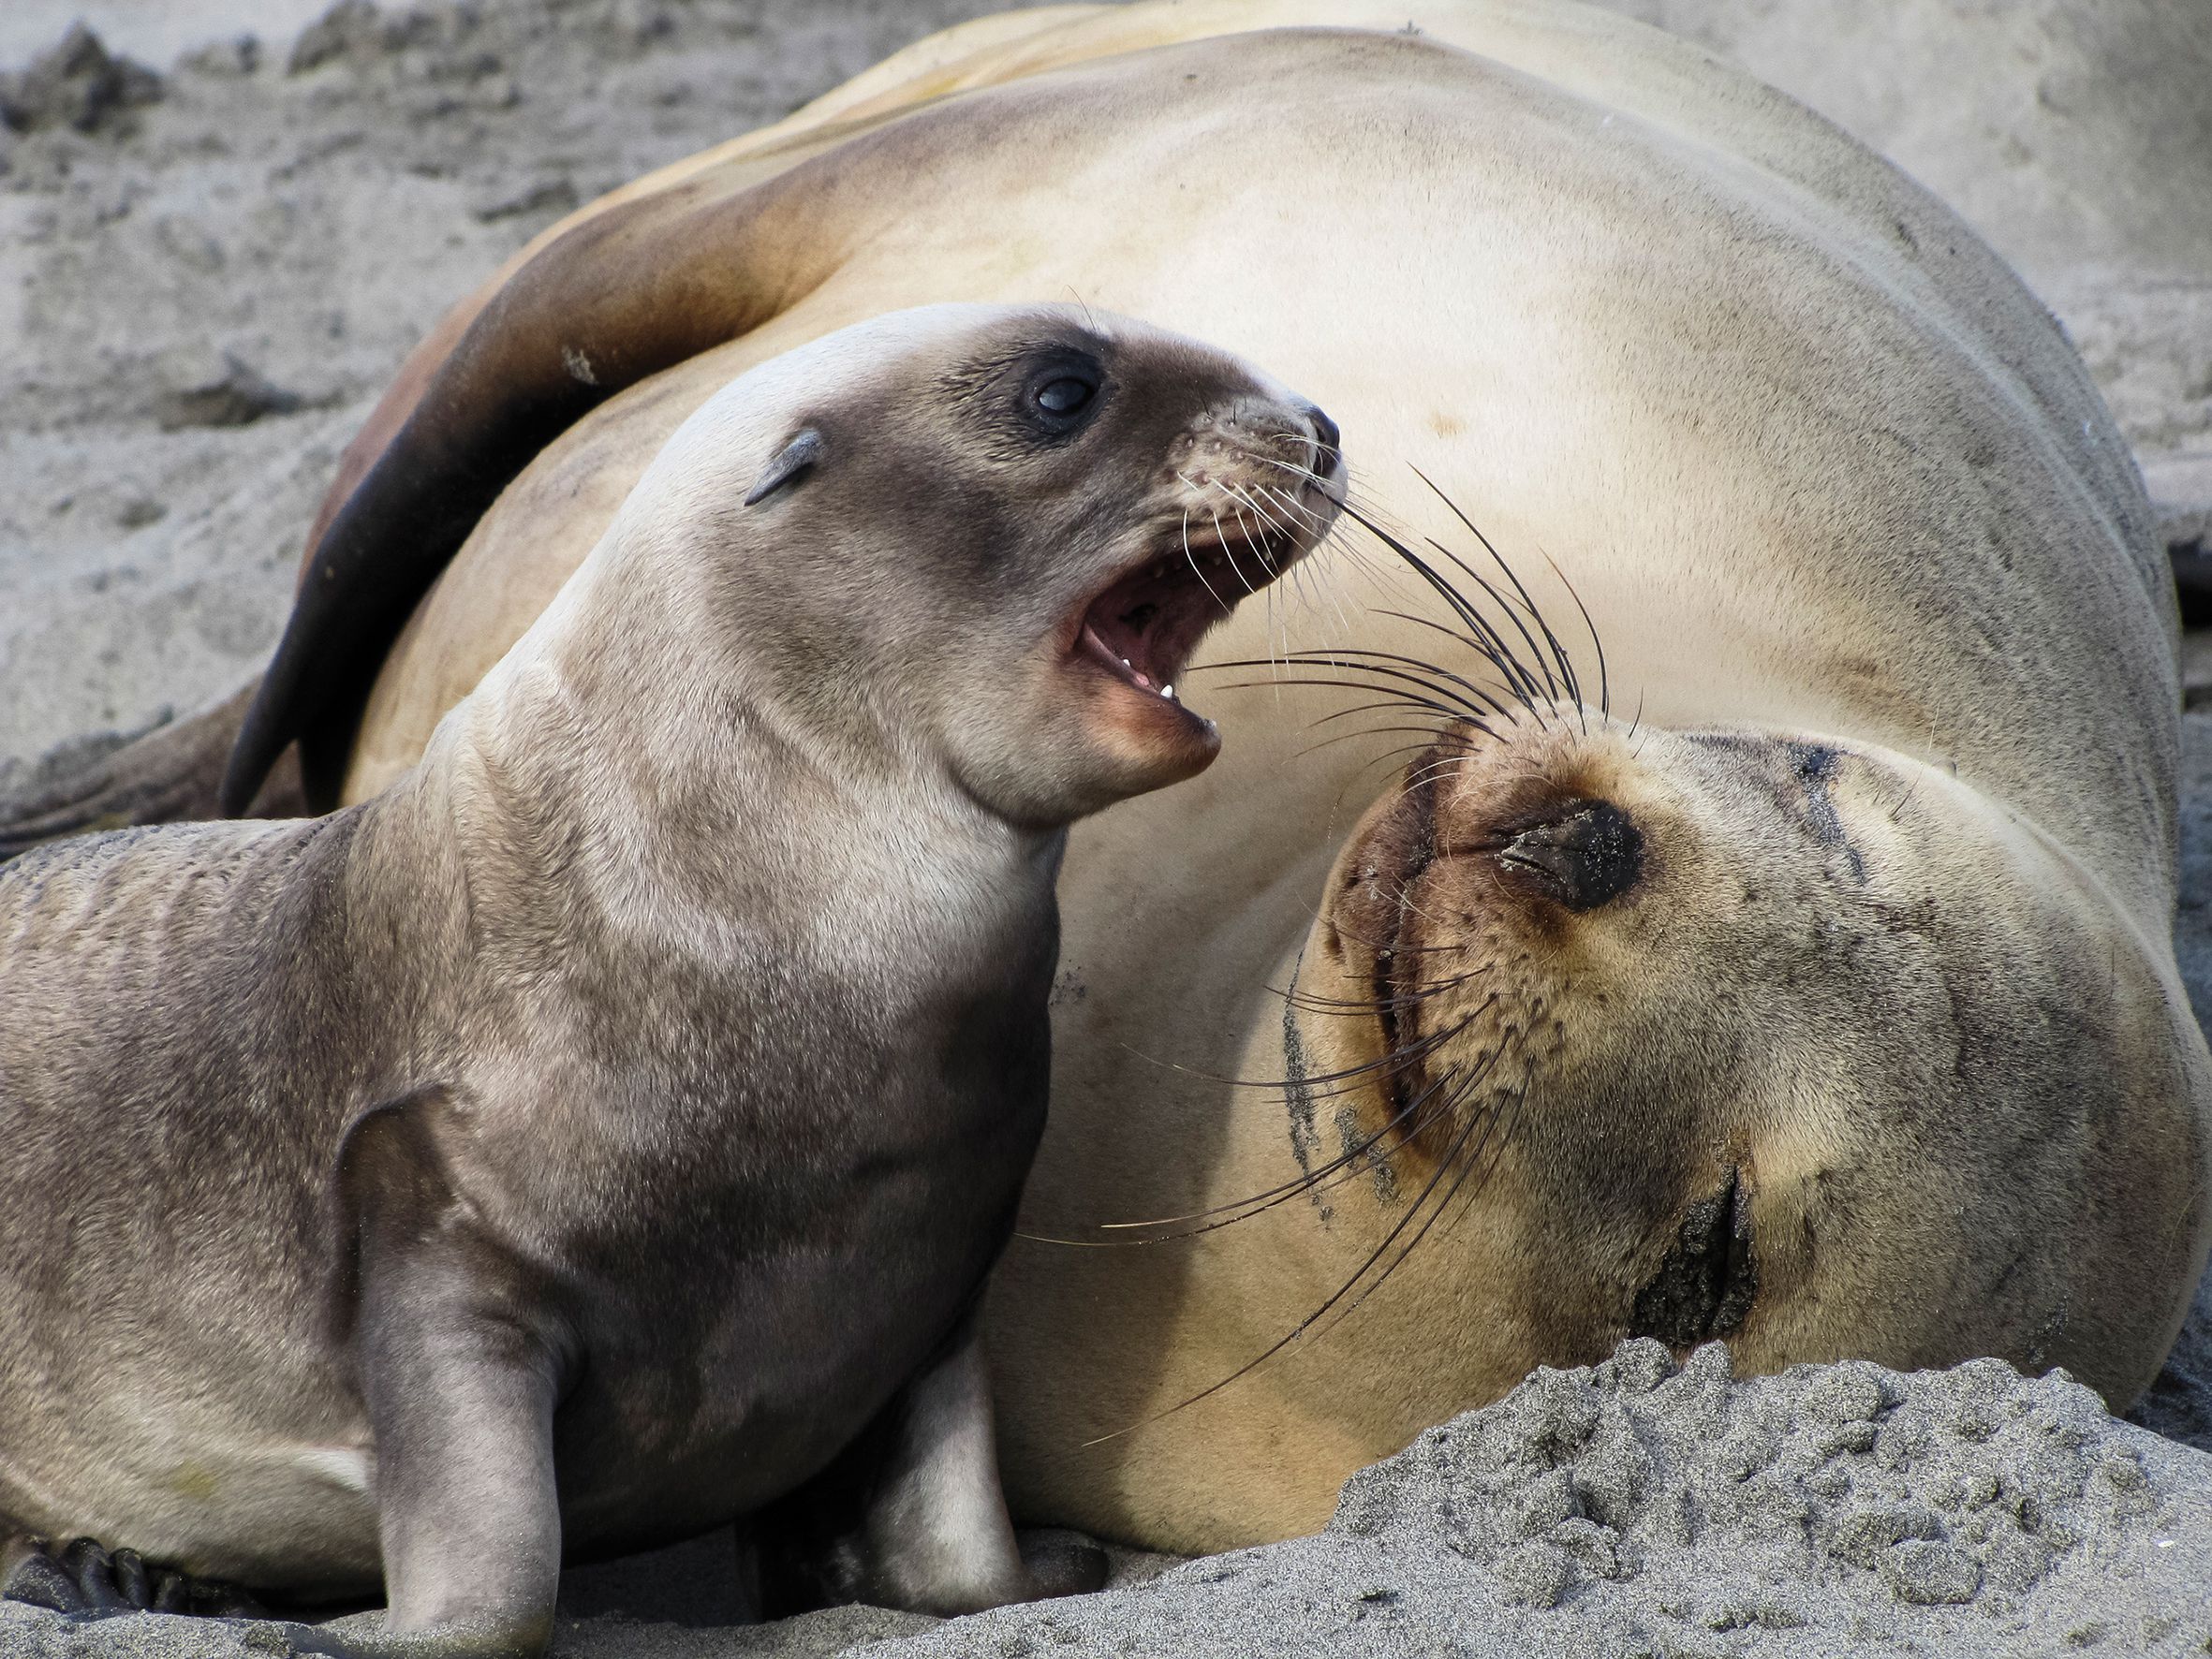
[0,301,1341,1654]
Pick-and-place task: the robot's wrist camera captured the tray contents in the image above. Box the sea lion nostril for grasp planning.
[1495,799,1642,910]
[1304,404,1340,466]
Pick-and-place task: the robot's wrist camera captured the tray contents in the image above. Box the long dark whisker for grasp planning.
[1276,643,1521,726]
[1205,674,1502,732]
[1306,1073,1526,1346]
[1024,1030,1490,1248]
[1099,1003,1488,1107]
[1079,1046,1512,1446]
[1204,652,1508,727]
[1408,468,1592,721]
[1335,506,1552,725]
[1276,962,1495,1016]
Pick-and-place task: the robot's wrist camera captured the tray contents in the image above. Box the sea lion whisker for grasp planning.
[1403,471,1589,716]
[1413,533,1567,712]
[1219,487,1276,596]
[1173,488,1238,622]
[1401,750,1482,798]
[1206,675,1498,731]
[1206,652,1506,725]
[1363,609,1576,722]
[1276,961,1495,1016]
[1522,540,1609,726]
[1028,1052,1483,1246]
[1239,459,1330,518]
[1278,642,1519,724]
[1434,1084,1531,1241]
[1203,500,1266,617]
[1303,522,1402,604]
[1292,734,1481,780]
[1249,473,1344,546]
[1278,658,1500,728]
[1176,1050,1506,1229]
[1307,1059,1526,1345]
[1224,484,1302,682]
[1080,1050,1511,1446]
[1244,452,1387,525]
[1415,477,1593,715]
[1267,491,1382,642]
[1290,723,1489,765]
[1338,507,1545,697]
[1252,656,1509,738]
[1338,507,1551,724]
[1103,1003,1486,1102]
[1295,701,1482,738]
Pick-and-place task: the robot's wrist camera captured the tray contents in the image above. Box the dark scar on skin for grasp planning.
[1281,952,1332,1224]
[1790,742,1867,883]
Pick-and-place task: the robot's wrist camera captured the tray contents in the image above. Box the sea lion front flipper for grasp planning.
[332,1092,571,1659]
[757,1312,1102,1618]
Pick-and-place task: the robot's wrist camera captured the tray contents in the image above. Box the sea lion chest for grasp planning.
[432,831,1065,1550]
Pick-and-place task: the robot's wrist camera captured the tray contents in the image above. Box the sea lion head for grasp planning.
[1282,675,2207,1400]
[597,302,1343,828]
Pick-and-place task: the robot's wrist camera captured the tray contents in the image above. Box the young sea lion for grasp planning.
[0,301,1342,1653]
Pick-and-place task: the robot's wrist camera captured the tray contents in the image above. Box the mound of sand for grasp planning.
[864,1342,2212,1658]
[8,1343,2208,1656]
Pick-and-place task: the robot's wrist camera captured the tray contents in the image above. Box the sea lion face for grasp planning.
[630,303,1343,827]
[1290,706,2205,1383]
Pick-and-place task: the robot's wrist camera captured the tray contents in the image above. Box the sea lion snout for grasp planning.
[1333,719,1650,937]
[954,337,1343,820]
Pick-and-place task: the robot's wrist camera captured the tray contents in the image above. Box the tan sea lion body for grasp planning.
[74,0,2212,1555]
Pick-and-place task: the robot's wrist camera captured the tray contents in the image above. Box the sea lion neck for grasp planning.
[387,626,1063,986]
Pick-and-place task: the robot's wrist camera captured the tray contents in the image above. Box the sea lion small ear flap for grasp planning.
[744,427,825,507]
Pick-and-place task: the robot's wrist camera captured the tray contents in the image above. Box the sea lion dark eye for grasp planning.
[1036,376,1095,416]
[1009,350,1106,443]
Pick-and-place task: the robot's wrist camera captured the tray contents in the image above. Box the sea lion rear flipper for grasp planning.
[1,1534,265,1620]
[221,132,862,815]
[0,680,303,859]
[757,1312,1103,1617]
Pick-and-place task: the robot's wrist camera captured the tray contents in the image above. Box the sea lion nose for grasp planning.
[1303,404,1342,471]
[1496,799,1644,911]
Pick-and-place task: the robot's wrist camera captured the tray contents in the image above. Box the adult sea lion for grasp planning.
[7,0,2206,1557]
[0,301,1342,1645]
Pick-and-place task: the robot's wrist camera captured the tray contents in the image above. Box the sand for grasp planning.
[7,1343,2209,1656]
[2,1,2209,1653]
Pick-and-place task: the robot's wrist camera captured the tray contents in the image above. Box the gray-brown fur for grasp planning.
[0,302,1340,1655]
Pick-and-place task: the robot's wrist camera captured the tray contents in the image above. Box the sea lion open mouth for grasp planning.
[1072,518,1309,715]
